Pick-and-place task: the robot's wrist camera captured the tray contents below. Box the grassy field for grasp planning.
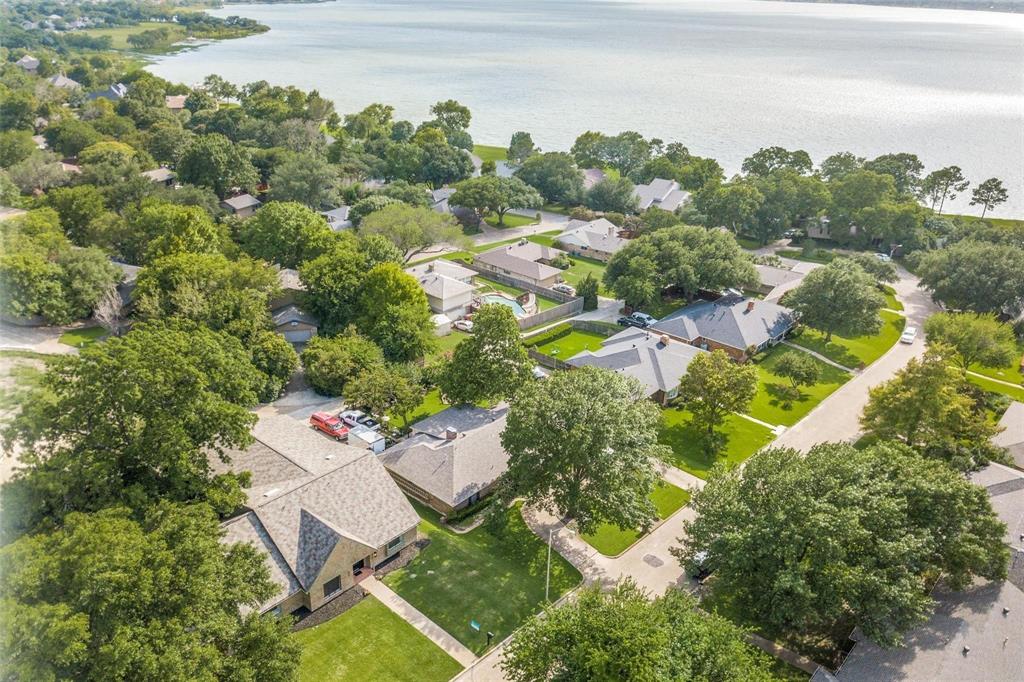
[293,596,463,682]
[659,408,774,479]
[58,326,106,348]
[475,276,561,311]
[383,502,581,654]
[79,22,185,50]
[968,341,1024,387]
[944,213,1024,231]
[580,482,690,556]
[735,236,763,250]
[747,347,851,427]
[787,310,905,370]
[968,373,1024,402]
[484,212,538,229]
[777,248,836,264]
[644,296,687,320]
[528,329,608,359]
[472,145,508,163]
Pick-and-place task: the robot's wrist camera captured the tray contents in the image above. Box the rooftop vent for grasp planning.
[660,335,670,345]
[445,427,458,441]
[746,301,755,312]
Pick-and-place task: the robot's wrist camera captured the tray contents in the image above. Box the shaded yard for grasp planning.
[59,326,106,348]
[747,347,851,427]
[580,482,690,556]
[967,373,1024,402]
[293,595,463,682]
[659,407,774,479]
[969,340,1024,387]
[787,310,905,370]
[484,212,538,229]
[396,388,449,428]
[382,502,582,654]
[880,285,903,312]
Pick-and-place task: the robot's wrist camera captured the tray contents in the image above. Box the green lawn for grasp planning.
[787,310,905,370]
[944,213,1024,232]
[293,596,463,682]
[484,212,538,229]
[473,145,508,163]
[430,330,469,359]
[396,388,449,428]
[776,248,836,264]
[880,285,903,311]
[747,347,851,427]
[528,329,608,359]
[80,21,186,50]
[969,341,1024,387]
[580,482,690,556]
[383,502,582,654]
[735,236,762,250]
[968,373,1024,402]
[659,408,774,479]
[541,203,573,215]
[644,296,687,320]
[59,326,106,348]
[475,276,560,311]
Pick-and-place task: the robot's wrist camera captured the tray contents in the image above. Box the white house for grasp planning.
[405,260,477,320]
[633,178,689,212]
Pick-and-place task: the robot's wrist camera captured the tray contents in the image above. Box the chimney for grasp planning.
[746,300,755,313]
[427,262,435,272]
[444,427,458,440]
[660,335,670,346]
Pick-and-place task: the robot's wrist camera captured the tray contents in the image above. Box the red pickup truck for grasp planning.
[309,412,350,441]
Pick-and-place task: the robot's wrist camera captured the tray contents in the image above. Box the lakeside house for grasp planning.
[46,74,81,89]
[320,206,352,231]
[86,83,127,102]
[165,94,187,111]
[272,305,317,344]
[829,462,1024,682]
[566,327,707,405]
[649,293,797,362]
[582,168,607,190]
[554,218,629,262]
[217,414,419,617]
[633,178,689,212]
[141,167,176,187]
[474,240,566,288]
[15,55,40,73]
[405,260,477,320]
[220,193,262,218]
[379,405,510,515]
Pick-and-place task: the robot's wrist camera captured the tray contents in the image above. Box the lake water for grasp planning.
[147,0,1024,217]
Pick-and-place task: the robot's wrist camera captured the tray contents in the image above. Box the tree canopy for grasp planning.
[0,503,299,682]
[677,349,758,450]
[357,203,464,263]
[923,312,1017,370]
[450,175,542,225]
[500,366,667,534]
[300,329,385,397]
[916,239,1024,315]
[785,258,885,343]
[501,580,774,682]
[676,442,1008,647]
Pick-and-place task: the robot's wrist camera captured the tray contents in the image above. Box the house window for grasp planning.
[323,576,341,598]
[386,536,403,555]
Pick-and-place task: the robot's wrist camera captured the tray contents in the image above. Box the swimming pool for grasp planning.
[481,294,526,317]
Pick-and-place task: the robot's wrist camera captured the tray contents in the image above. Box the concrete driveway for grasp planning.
[768,264,937,451]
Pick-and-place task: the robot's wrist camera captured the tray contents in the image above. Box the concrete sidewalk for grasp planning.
[361,576,478,667]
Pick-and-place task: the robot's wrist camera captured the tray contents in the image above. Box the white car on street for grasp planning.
[899,326,917,344]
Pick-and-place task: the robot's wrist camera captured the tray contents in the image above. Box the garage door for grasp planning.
[283,329,313,343]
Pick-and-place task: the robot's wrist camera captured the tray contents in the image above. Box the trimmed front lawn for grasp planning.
[968,373,1024,402]
[383,502,582,654]
[880,285,903,311]
[59,326,106,348]
[645,296,687,320]
[475,276,560,311]
[777,248,836,264]
[787,310,905,370]
[473,144,508,163]
[659,407,774,479]
[293,595,463,682]
[747,347,851,427]
[580,482,690,556]
[528,235,610,294]
[484,212,538,229]
[528,329,608,359]
[969,340,1024,387]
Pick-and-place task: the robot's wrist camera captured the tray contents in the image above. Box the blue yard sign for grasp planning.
[470,620,481,632]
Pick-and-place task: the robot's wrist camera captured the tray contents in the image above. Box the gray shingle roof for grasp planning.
[221,193,261,211]
[754,263,804,289]
[474,241,565,282]
[46,74,81,89]
[276,267,304,292]
[566,327,706,396]
[556,218,629,255]
[650,295,797,352]
[272,304,318,328]
[405,259,476,283]
[633,178,690,211]
[380,405,510,508]
[141,167,175,183]
[412,272,476,300]
[217,413,419,607]
[993,401,1024,468]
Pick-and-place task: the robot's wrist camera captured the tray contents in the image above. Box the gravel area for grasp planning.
[291,585,368,632]
[374,537,430,578]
